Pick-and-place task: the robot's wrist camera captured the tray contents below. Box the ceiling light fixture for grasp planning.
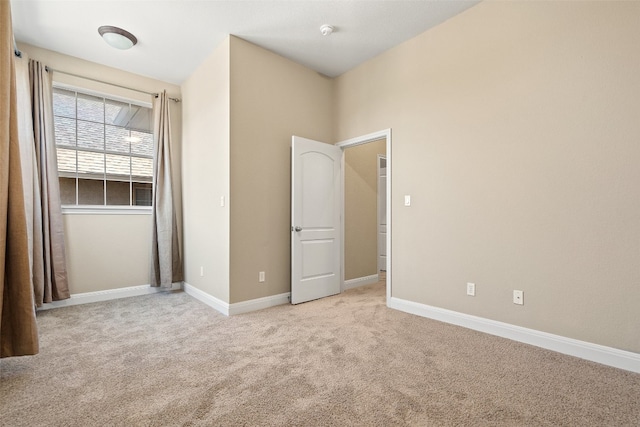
[320,25,334,36]
[98,25,138,50]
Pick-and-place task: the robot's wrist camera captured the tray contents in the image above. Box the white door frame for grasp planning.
[336,129,392,303]
[377,154,387,272]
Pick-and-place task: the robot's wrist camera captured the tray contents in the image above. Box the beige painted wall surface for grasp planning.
[229,36,333,304]
[345,139,386,280]
[18,43,182,294]
[63,214,151,293]
[181,38,231,302]
[334,2,640,353]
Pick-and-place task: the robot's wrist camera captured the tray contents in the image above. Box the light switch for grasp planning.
[404,195,411,207]
[220,196,225,207]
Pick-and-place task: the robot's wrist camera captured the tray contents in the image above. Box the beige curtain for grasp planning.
[0,0,39,357]
[14,53,46,308]
[27,59,70,305]
[150,91,183,288]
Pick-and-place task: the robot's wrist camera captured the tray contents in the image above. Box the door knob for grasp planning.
[294,226,303,232]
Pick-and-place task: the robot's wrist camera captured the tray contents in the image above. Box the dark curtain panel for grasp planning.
[28,59,69,305]
[150,91,183,287]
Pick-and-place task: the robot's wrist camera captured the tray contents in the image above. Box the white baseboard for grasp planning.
[37,282,182,311]
[229,292,290,315]
[343,274,379,291]
[388,297,640,374]
[38,281,289,318]
[183,282,229,316]
[183,282,290,316]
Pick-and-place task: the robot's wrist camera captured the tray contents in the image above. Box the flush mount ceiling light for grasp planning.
[98,26,137,50]
[320,24,334,36]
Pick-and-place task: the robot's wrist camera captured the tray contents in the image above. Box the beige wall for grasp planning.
[228,37,333,303]
[18,43,182,294]
[20,2,639,355]
[334,1,640,353]
[345,139,386,280]
[181,38,231,302]
[62,214,151,292]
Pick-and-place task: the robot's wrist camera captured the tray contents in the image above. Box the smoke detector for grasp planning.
[320,25,334,36]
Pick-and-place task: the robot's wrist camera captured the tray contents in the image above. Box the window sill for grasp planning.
[61,205,152,215]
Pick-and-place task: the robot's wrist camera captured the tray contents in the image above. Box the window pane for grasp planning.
[59,177,76,205]
[106,180,130,206]
[53,86,154,207]
[53,88,75,118]
[106,154,130,178]
[127,106,152,133]
[131,131,153,156]
[78,179,104,205]
[133,182,152,206]
[77,151,104,178]
[54,116,76,147]
[77,120,104,150]
[105,99,130,126]
[106,125,130,153]
[132,157,153,179]
[77,93,104,123]
[57,148,76,173]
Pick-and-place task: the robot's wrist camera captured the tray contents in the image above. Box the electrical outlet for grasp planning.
[513,290,524,305]
[259,271,265,283]
[466,282,475,296]
[200,266,204,277]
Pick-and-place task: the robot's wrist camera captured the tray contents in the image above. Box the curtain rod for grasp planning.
[13,35,22,58]
[44,66,181,102]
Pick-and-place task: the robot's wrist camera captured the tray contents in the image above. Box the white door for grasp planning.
[291,136,342,304]
[378,156,387,271]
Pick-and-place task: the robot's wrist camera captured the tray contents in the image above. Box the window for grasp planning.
[53,87,154,207]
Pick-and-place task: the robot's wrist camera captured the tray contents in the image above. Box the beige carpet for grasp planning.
[1,282,639,426]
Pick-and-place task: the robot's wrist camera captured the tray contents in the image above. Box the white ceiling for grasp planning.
[11,0,479,85]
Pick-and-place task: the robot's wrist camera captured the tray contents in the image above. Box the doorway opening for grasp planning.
[336,129,392,303]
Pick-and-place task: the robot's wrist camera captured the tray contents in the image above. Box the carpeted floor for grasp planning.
[1,281,639,426]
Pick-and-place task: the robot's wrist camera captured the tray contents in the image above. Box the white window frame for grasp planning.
[53,83,155,215]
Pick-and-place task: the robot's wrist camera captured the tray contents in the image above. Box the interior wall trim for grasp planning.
[343,274,379,291]
[38,280,289,317]
[388,297,640,374]
[228,292,291,315]
[336,128,392,303]
[37,282,182,310]
[184,284,290,316]
[183,282,229,316]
